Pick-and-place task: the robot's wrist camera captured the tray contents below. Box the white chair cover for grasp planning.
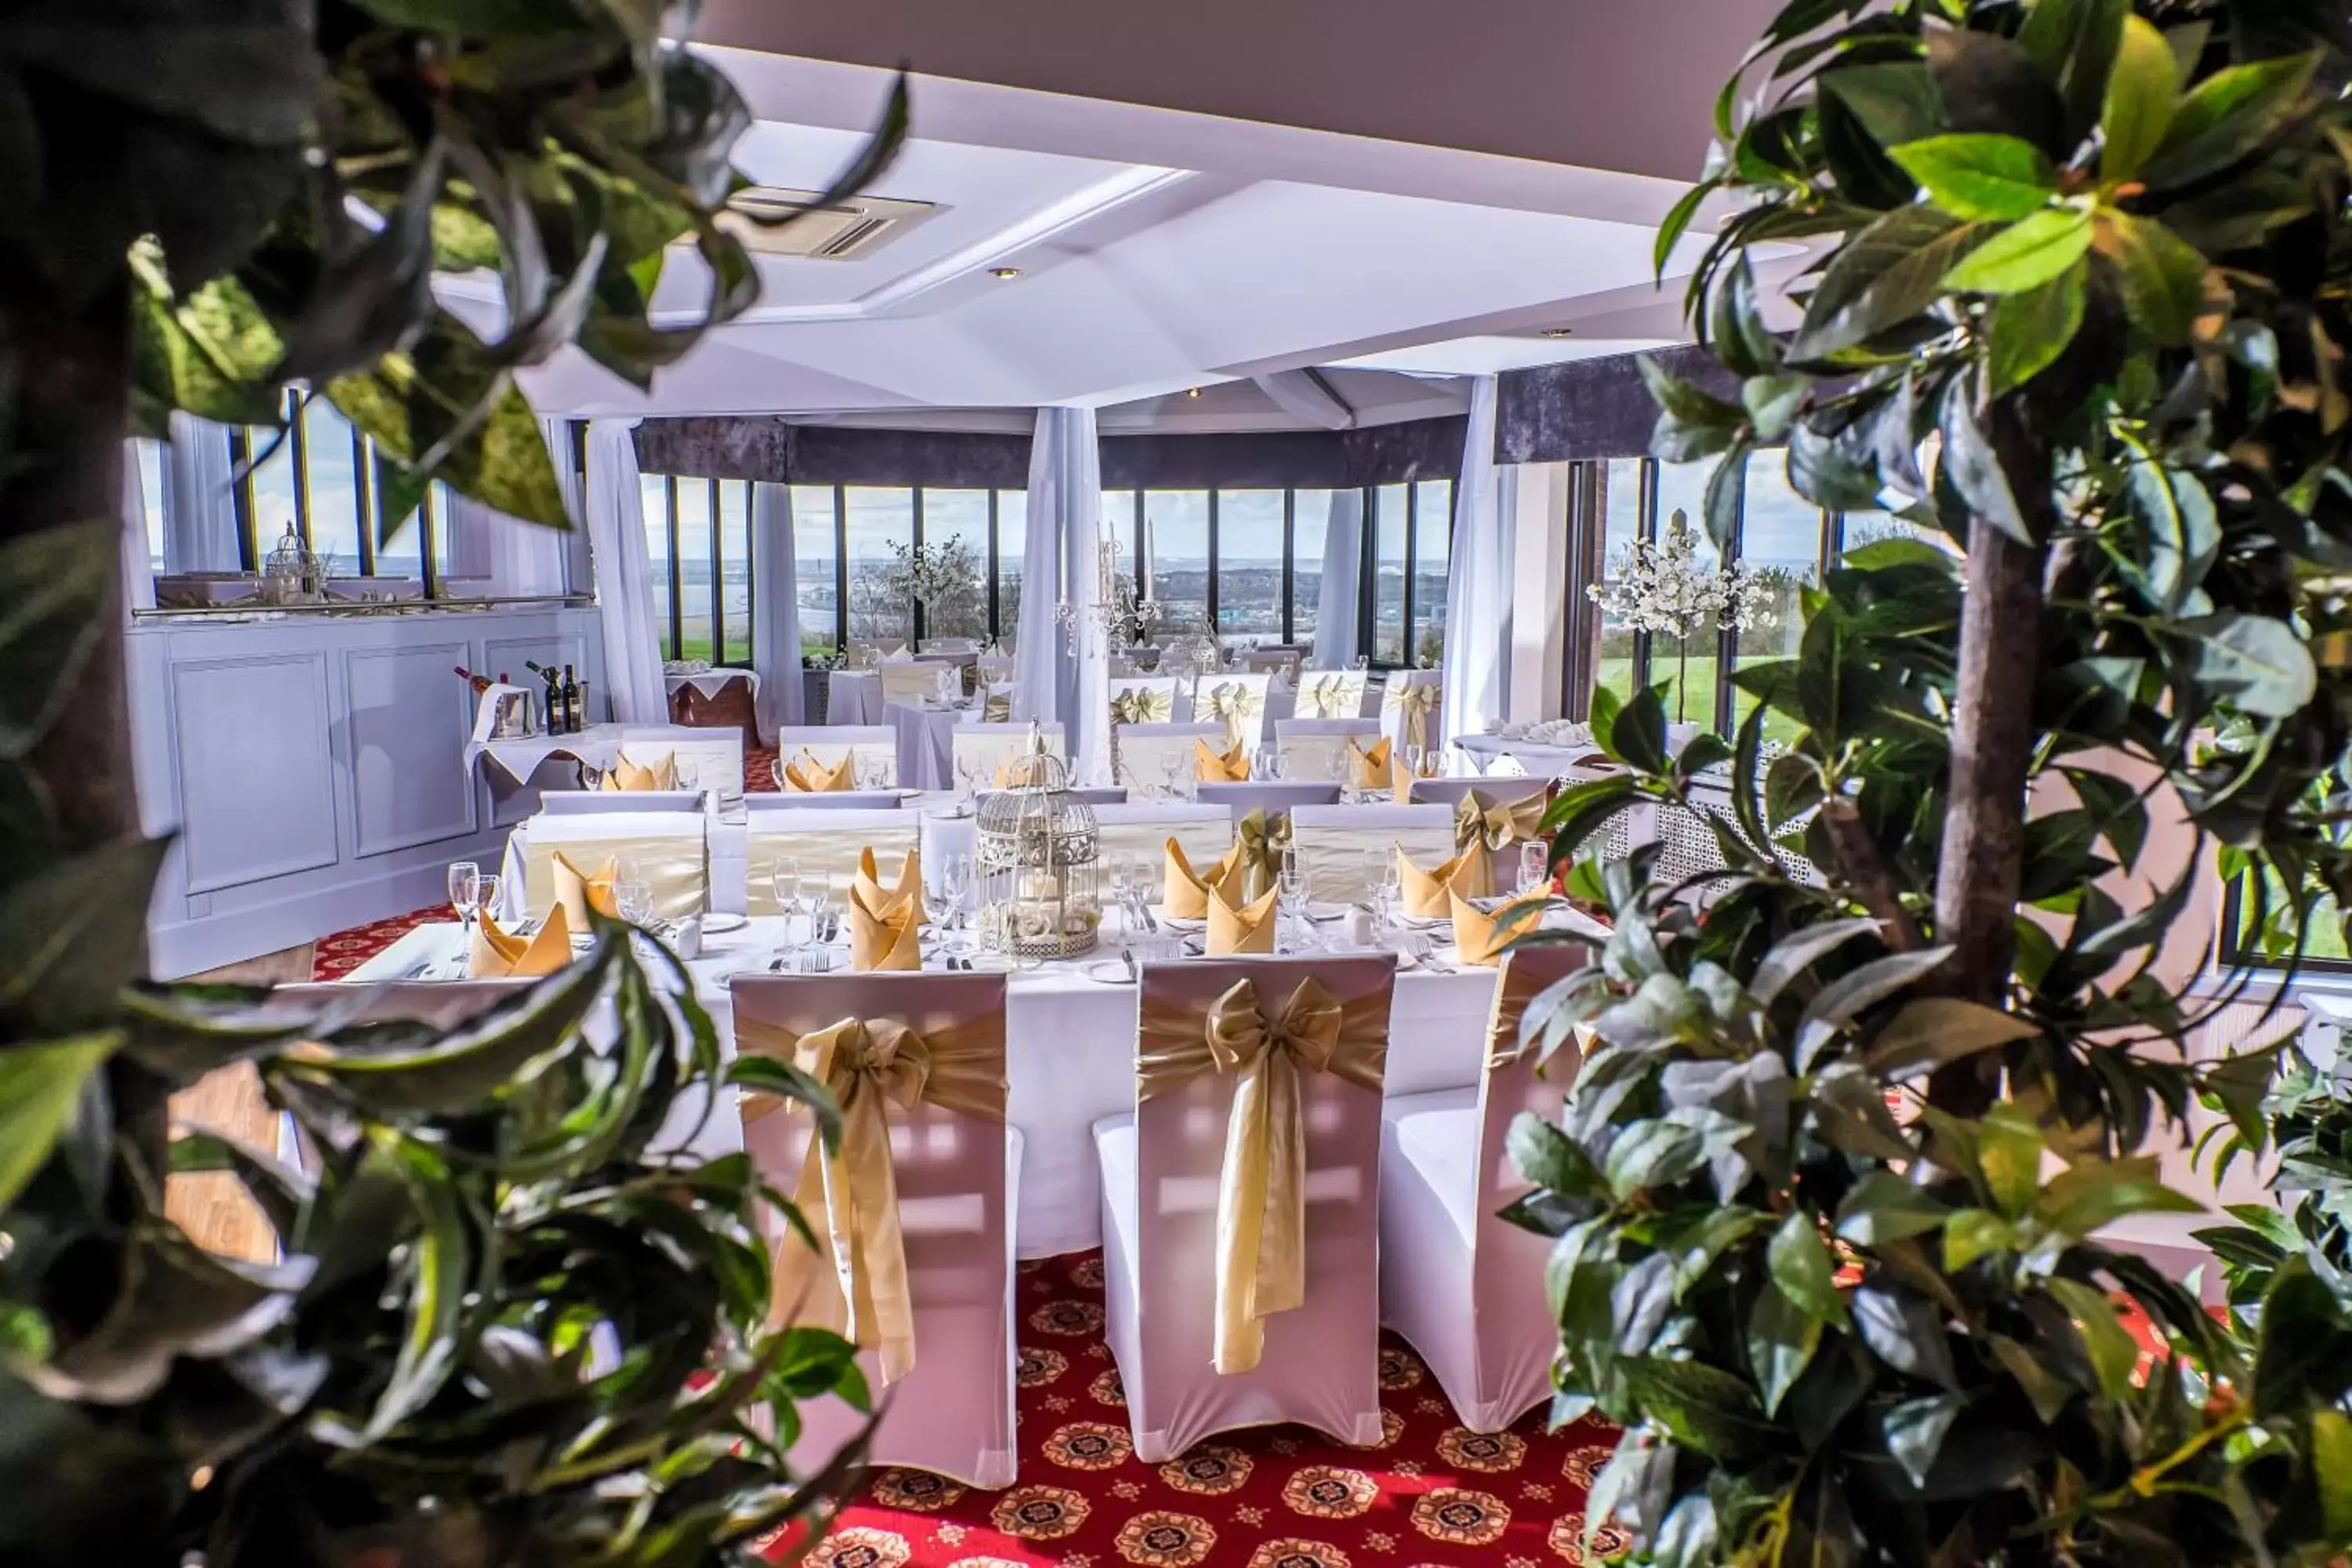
[515,808,710,923]
[775,725,898,789]
[1244,647,1305,684]
[1293,668,1367,720]
[1194,780,1342,818]
[1381,944,1588,1431]
[1291,804,1455,905]
[1112,721,1225,796]
[732,972,1022,1490]
[1091,804,1233,893]
[1095,954,1396,1462]
[1274,717,1383,783]
[1188,671,1273,753]
[880,662,948,706]
[622,727,743,811]
[951,722,1064,791]
[1378,668,1444,753]
[745,808,920,914]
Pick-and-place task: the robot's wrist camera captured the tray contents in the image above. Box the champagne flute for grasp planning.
[1160,751,1184,802]
[1278,861,1313,954]
[448,861,481,941]
[477,873,503,932]
[1404,742,1427,781]
[769,856,801,966]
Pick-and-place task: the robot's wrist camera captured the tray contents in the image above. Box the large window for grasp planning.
[1290,489,1338,647]
[1143,490,1210,635]
[1218,489,1285,648]
[1366,481,1457,668]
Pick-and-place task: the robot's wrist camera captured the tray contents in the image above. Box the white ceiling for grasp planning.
[509,43,1777,423]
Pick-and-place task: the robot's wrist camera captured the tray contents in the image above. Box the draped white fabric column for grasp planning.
[1440,376,1513,749]
[539,415,593,594]
[1312,488,1364,666]
[750,481,804,741]
[583,419,668,724]
[1014,407,1110,783]
[119,444,154,618]
[162,413,241,572]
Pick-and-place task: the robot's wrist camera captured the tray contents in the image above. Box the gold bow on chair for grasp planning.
[1454,789,1548,855]
[738,1014,1007,1385]
[1137,978,1387,1374]
[1110,687,1173,724]
[1200,681,1264,750]
[1384,682,1440,750]
[1233,808,1292,902]
[1300,673,1352,720]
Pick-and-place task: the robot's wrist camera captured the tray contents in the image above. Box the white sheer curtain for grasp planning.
[750,481,804,741]
[1014,406,1110,783]
[441,492,570,597]
[583,419,667,724]
[1440,376,1513,745]
[119,444,154,619]
[540,415,593,593]
[162,412,241,572]
[1312,489,1364,667]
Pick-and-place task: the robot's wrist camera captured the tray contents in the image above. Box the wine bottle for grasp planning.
[560,664,580,733]
[525,661,561,731]
[452,665,491,697]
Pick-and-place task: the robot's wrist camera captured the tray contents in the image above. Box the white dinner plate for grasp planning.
[702,913,748,935]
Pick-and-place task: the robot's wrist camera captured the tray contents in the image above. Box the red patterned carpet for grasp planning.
[790,1250,1615,1568]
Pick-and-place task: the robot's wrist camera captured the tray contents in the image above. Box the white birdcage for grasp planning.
[974,731,1103,963]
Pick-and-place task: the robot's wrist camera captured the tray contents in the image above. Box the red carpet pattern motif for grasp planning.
[790,1250,1617,1568]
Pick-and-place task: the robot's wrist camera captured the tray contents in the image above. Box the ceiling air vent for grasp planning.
[714,187,942,261]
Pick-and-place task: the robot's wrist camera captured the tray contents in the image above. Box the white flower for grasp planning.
[1588,508,1780,643]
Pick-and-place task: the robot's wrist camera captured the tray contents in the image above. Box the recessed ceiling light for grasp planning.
[1538,327,1576,339]
[989,266,1022,280]
[1186,387,1203,399]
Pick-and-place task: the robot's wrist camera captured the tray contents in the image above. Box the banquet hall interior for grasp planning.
[41,1,2342,1566]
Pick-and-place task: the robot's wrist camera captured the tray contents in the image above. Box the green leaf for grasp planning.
[0,1033,118,1212]
[367,1133,470,1438]
[1944,206,2094,296]
[1939,379,2031,544]
[2099,16,2178,183]
[1711,256,1780,378]
[2036,1156,2203,1237]
[1835,1171,1951,1246]
[2143,50,2322,190]
[1860,996,2039,1081]
[1642,357,1745,464]
[0,840,169,1033]
[2313,1407,2352,1542]
[1821,63,1944,151]
[2097,212,2206,347]
[1887,134,2056,220]
[1986,260,2086,396]
[1769,1210,1850,1327]
[1882,1392,1961,1488]
[1748,1282,1822,1417]
[2015,0,2127,141]
[1975,1105,2045,1219]
[0,521,121,760]
[1606,1119,1708,1201]
[2045,1276,2140,1402]
[1789,205,1988,363]
[1988,1333,2074,1423]
[1748,916,1884,1007]
[1942,1208,2020,1270]
[2180,612,2317,718]
[1621,1359,1773,1460]
[1508,1112,1606,1200]
[1794,947,1956,1069]
[1852,1285,1958,1387]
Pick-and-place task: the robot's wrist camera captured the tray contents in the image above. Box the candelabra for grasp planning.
[1054,537,1165,652]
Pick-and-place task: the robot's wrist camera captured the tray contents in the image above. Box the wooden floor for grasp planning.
[163,943,311,1263]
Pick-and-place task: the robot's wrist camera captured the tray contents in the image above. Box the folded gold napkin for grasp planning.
[783,750,856,793]
[1451,889,1551,967]
[1397,844,1479,918]
[467,904,572,977]
[1195,738,1251,782]
[855,846,924,927]
[601,753,678,792]
[1391,757,1417,804]
[552,851,619,931]
[1207,882,1279,955]
[849,882,922,971]
[1165,837,1243,920]
[1345,737,1392,791]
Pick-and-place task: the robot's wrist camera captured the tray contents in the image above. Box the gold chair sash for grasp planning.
[527,835,706,924]
[1136,977,1388,1374]
[747,828,918,914]
[1200,681,1265,750]
[738,1014,1007,1384]
[1384,681,1441,750]
[1454,789,1548,855]
[1233,808,1290,903]
[1110,688,1174,724]
[1299,673,1356,720]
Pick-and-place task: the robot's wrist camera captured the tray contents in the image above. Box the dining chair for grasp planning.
[880,662,952,707]
[743,806,919,914]
[1192,780,1342,818]
[1094,954,1396,1462]
[1292,667,1367,720]
[1106,675,1185,726]
[1289,803,1454,905]
[1189,671,1273,753]
[517,805,710,924]
[1377,668,1444,754]
[1377,944,1589,1432]
[1273,717,1383,783]
[950,722,1064,792]
[732,971,1022,1489]
[1090,803,1232,897]
[775,725,898,789]
[1111,721,1225,797]
[622,727,743,811]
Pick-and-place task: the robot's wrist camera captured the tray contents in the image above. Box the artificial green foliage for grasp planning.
[0,3,906,1563]
[1512,2,2352,1563]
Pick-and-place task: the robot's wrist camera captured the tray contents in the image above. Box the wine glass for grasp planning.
[799,873,835,971]
[1374,855,1403,935]
[1278,860,1313,954]
[448,861,481,940]
[1403,742,1427,782]
[1160,751,1185,802]
[941,854,975,953]
[617,878,655,928]
[1518,841,1550,897]
[477,873,503,931]
[769,856,802,965]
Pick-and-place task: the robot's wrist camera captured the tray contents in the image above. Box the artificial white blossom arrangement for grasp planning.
[1588,508,1780,720]
[878,537,983,608]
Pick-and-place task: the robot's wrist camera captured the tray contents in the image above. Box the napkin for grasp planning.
[552,851,619,931]
[601,753,677,791]
[1345,737,1392,791]
[783,750,856,793]
[1450,889,1551,967]
[1207,883,1279,955]
[996,753,1048,788]
[856,846,924,926]
[849,881,922,971]
[1164,837,1243,920]
[468,904,571,977]
[1195,739,1251,782]
[881,645,914,664]
[1391,757,1417,805]
[1397,844,1479,918]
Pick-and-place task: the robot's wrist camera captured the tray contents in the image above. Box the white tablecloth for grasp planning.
[664,668,759,701]
[347,914,1512,1258]
[887,700,973,790]
[467,723,634,786]
[826,670,881,726]
[1457,734,1597,777]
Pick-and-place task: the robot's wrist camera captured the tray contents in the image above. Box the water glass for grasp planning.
[800,874,836,970]
[1160,753,1185,801]
[1374,858,1403,934]
[477,873,503,928]
[1518,841,1550,896]
[1278,862,1312,953]
[448,861,481,937]
[617,879,655,927]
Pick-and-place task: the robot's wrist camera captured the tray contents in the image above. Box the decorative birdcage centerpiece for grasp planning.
[973,734,1102,962]
[260,523,328,605]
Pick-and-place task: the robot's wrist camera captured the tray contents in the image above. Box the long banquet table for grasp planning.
[345,913,1548,1258]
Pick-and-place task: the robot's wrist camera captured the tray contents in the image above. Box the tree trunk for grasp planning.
[1929,405,2053,1117]
[4,276,138,856]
